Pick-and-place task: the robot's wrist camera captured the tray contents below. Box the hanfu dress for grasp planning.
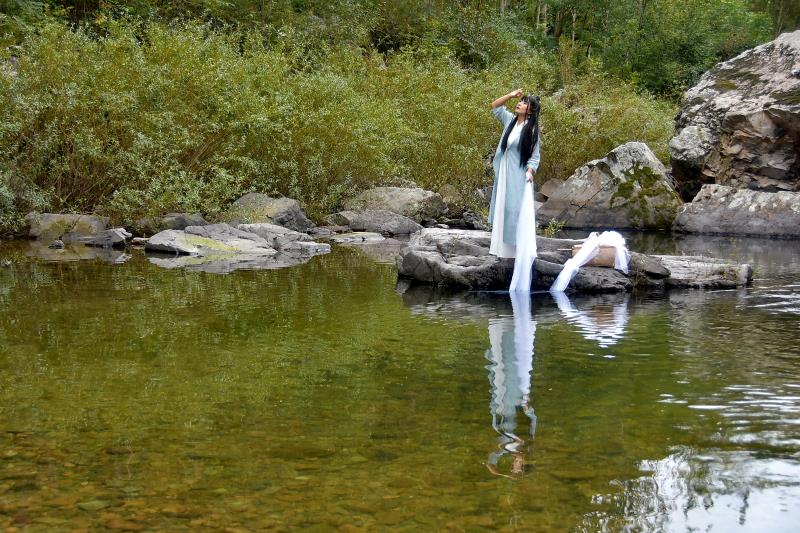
[488,106,542,258]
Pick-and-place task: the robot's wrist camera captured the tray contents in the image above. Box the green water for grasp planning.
[1,235,799,532]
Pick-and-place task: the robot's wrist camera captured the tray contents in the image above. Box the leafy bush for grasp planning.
[0,18,676,231]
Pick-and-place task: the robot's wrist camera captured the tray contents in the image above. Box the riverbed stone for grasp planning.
[343,187,447,222]
[670,30,800,199]
[673,184,800,238]
[25,213,109,241]
[537,142,682,230]
[225,193,314,232]
[326,210,422,235]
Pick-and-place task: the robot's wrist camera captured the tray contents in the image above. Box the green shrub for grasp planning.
[0,18,676,229]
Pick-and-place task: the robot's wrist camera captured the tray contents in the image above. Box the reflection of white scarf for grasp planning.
[509,182,538,292]
[550,231,630,292]
[551,291,629,348]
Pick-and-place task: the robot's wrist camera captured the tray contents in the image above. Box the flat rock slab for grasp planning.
[144,223,329,273]
[655,255,754,289]
[237,223,312,250]
[673,184,800,238]
[397,228,752,292]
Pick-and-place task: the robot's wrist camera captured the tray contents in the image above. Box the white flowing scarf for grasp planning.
[550,231,630,292]
[509,181,538,292]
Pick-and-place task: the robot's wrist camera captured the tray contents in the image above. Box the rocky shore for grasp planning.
[11,32,799,288]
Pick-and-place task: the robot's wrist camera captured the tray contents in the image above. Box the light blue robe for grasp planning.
[488,106,542,245]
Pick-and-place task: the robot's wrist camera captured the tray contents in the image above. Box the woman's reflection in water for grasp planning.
[485,291,536,478]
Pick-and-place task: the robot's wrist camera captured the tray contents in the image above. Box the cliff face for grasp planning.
[670,30,800,201]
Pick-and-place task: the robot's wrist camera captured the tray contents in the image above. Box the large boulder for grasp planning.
[224,193,314,232]
[326,210,422,235]
[397,228,752,292]
[673,184,800,238]
[670,30,800,200]
[26,213,109,241]
[537,142,682,230]
[343,187,447,221]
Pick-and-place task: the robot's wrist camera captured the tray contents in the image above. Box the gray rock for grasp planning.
[670,30,800,199]
[133,213,208,235]
[463,210,489,231]
[655,255,753,289]
[326,210,422,235]
[396,228,750,293]
[344,187,447,221]
[144,229,200,255]
[184,223,275,253]
[237,223,312,249]
[539,178,564,199]
[74,228,132,249]
[143,223,332,273]
[537,142,682,230]
[26,213,109,241]
[145,223,275,256]
[673,184,800,238]
[327,232,385,244]
[225,193,314,232]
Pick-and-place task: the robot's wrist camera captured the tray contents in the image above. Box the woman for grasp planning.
[488,89,542,258]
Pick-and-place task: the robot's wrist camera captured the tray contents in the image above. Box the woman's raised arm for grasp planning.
[491,88,523,109]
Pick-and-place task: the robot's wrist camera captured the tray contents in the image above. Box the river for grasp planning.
[1,233,799,531]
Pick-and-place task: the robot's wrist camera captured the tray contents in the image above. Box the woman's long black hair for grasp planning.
[499,95,541,168]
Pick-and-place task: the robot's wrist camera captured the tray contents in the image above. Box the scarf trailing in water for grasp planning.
[550,231,630,292]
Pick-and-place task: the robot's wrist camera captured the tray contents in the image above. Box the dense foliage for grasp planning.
[0,0,791,231]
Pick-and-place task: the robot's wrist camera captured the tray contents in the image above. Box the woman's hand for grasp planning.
[511,88,523,99]
[526,168,535,182]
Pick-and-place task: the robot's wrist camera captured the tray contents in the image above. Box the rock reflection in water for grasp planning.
[26,242,131,264]
[485,291,537,478]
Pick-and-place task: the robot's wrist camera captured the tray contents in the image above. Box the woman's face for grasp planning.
[514,98,530,116]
